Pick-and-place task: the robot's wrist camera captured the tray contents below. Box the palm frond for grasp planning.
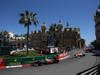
[19,11,38,26]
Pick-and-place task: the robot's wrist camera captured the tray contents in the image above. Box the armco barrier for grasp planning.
[5,57,35,66]
[0,58,6,69]
[0,58,5,66]
[5,58,21,66]
[3,54,58,66]
[0,53,70,69]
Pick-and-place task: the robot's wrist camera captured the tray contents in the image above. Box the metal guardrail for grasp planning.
[76,64,100,75]
[3,54,58,66]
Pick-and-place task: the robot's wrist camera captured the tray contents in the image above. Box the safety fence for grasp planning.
[0,54,58,68]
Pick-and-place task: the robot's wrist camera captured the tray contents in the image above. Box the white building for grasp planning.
[8,32,15,39]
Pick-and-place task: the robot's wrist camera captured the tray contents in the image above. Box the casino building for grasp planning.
[30,23,85,50]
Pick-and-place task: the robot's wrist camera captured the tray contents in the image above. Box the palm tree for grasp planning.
[41,23,47,33]
[19,11,38,55]
[56,24,63,32]
[48,24,57,47]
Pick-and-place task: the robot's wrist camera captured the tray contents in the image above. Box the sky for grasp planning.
[0,0,100,45]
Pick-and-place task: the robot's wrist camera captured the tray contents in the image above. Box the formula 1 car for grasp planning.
[74,52,85,57]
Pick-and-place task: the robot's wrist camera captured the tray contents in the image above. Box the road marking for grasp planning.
[6,65,22,68]
[80,67,97,75]
[89,70,97,75]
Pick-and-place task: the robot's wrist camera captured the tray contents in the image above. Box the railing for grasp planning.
[76,64,100,75]
[2,54,58,66]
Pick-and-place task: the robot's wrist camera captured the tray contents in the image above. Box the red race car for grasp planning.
[74,51,85,57]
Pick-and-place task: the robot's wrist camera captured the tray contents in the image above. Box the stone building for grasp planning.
[94,6,100,41]
[92,5,100,49]
[30,23,85,50]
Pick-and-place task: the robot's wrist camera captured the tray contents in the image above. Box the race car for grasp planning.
[32,55,59,66]
[45,57,59,64]
[74,52,85,57]
[84,47,92,53]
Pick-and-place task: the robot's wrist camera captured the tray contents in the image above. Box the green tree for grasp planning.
[19,11,38,55]
[49,24,56,33]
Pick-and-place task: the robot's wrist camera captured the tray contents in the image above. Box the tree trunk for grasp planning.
[26,25,29,55]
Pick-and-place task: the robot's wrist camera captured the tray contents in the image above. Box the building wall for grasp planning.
[95,6,100,42]
[30,27,85,50]
[93,6,100,50]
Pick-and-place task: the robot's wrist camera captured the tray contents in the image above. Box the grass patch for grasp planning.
[14,50,42,56]
[0,50,44,58]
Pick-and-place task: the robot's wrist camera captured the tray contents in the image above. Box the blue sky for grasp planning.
[0,0,99,45]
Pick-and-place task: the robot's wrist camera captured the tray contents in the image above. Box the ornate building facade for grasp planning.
[92,5,100,49]
[30,23,85,50]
